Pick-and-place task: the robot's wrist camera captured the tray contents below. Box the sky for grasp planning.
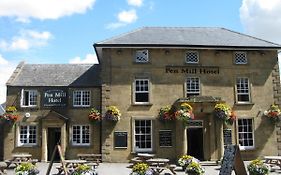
[0,0,281,104]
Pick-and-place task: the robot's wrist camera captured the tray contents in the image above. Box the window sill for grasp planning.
[132,103,153,106]
[235,102,255,106]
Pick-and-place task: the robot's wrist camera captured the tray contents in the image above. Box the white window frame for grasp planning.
[135,49,149,63]
[185,51,199,64]
[237,118,255,150]
[236,77,251,103]
[21,89,38,107]
[186,77,200,97]
[133,118,153,152]
[17,124,38,146]
[234,52,247,65]
[133,78,150,105]
[71,125,91,146]
[73,90,91,107]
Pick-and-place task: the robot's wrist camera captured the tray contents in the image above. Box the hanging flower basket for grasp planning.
[158,105,177,121]
[0,106,19,124]
[104,106,121,122]
[247,159,269,175]
[88,108,101,124]
[213,103,236,125]
[264,104,281,122]
[175,103,194,125]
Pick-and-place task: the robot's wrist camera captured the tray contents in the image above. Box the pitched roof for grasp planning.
[95,27,281,49]
[7,62,101,87]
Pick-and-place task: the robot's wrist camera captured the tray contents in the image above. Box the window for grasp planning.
[72,125,90,146]
[238,118,254,150]
[185,51,199,63]
[134,120,152,152]
[186,77,200,97]
[21,90,38,107]
[135,50,149,63]
[18,125,37,146]
[73,90,90,107]
[236,77,251,103]
[134,79,149,104]
[234,52,247,64]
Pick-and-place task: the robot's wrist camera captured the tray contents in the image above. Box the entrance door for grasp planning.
[187,128,204,160]
[47,128,61,161]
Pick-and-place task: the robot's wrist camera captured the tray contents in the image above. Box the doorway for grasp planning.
[47,128,61,161]
[187,128,204,160]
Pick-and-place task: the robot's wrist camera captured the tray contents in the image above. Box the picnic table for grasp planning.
[5,153,37,168]
[56,159,88,174]
[146,158,176,175]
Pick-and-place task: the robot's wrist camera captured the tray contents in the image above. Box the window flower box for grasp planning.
[104,106,121,122]
[0,106,19,124]
[88,108,101,124]
[213,103,236,125]
[264,104,281,122]
[247,159,269,175]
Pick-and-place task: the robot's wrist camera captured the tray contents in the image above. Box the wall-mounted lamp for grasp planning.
[165,50,170,55]
[25,112,30,118]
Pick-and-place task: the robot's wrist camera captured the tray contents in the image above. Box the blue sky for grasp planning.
[0,0,281,103]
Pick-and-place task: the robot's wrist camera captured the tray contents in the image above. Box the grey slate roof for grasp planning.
[95,27,281,49]
[7,63,101,87]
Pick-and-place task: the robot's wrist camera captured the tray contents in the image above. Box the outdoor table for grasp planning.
[12,153,32,161]
[146,158,172,175]
[136,153,155,162]
[65,159,87,168]
[77,154,102,161]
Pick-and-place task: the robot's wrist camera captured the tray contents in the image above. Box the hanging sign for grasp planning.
[43,89,67,107]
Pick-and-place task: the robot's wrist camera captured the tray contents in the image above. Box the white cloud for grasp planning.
[0,0,96,21]
[127,0,143,7]
[69,53,98,64]
[0,55,17,103]
[107,9,138,29]
[118,9,138,23]
[0,30,52,51]
[240,0,281,44]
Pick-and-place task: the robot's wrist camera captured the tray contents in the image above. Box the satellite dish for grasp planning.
[25,113,30,118]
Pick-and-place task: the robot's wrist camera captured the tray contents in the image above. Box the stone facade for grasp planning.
[1,27,281,163]
[2,63,101,162]
[97,48,280,162]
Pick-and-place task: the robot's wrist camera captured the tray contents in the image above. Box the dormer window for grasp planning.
[185,51,199,64]
[135,50,149,63]
[234,52,247,64]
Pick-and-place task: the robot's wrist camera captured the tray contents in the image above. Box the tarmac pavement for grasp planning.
[4,162,281,175]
